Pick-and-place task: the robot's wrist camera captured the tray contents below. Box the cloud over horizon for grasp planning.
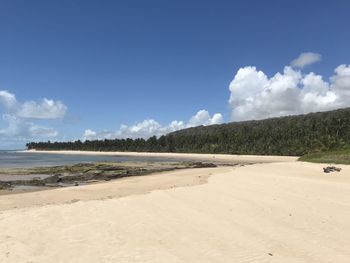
[2,52,350,147]
[82,110,224,141]
[229,60,350,121]
[84,52,350,141]
[0,90,67,143]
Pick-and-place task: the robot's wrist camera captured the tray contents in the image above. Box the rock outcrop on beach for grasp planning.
[0,161,217,191]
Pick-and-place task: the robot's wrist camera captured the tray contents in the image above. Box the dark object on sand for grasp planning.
[323,166,342,173]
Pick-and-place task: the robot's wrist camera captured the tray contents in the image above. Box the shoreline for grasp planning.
[0,161,219,194]
[0,166,222,211]
[23,149,299,163]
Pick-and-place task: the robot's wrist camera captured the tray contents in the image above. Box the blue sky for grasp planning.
[0,0,350,149]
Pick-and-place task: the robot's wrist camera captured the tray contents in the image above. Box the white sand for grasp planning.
[25,149,298,163]
[1,158,350,262]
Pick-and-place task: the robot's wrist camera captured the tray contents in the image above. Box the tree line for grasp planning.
[26,108,350,156]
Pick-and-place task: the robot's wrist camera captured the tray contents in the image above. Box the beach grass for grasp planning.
[299,148,350,164]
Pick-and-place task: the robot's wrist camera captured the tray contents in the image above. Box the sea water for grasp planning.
[0,151,187,168]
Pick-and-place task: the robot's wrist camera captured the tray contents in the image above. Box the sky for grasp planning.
[0,0,350,149]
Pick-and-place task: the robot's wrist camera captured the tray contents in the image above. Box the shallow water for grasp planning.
[0,151,190,168]
[10,185,51,192]
[0,174,51,181]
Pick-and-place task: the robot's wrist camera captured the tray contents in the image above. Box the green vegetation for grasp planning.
[27,108,350,157]
[299,148,350,164]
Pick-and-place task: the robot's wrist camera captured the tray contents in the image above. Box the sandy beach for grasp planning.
[1,153,350,262]
[25,149,299,163]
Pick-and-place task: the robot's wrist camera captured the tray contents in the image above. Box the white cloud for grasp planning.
[0,114,58,139]
[0,90,67,143]
[188,110,224,126]
[291,52,322,68]
[82,110,224,141]
[0,90,17,110]
[82,129,97,139]
[229,64,350,121]
[331,64,350,97]
[17,98,67,119]
[211,113,224,125]
[0,91,67,120]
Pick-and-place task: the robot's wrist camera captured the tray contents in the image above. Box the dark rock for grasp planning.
[323,166,342,173]
[187,162,217,168]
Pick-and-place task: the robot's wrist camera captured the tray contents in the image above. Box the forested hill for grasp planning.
[27,108,350,156]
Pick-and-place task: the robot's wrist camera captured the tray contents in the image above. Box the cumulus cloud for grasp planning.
[17,98,67,119]
[0,90,67,143]
[0,90,17,110]
[0,91,67,120]
[229,64,350,121]
[291,52,322,68]
[188,110,224,127]
[83,110,223,140]
[0,115,58,139]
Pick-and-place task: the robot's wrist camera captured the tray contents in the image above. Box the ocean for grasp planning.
[0,151,186,168]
